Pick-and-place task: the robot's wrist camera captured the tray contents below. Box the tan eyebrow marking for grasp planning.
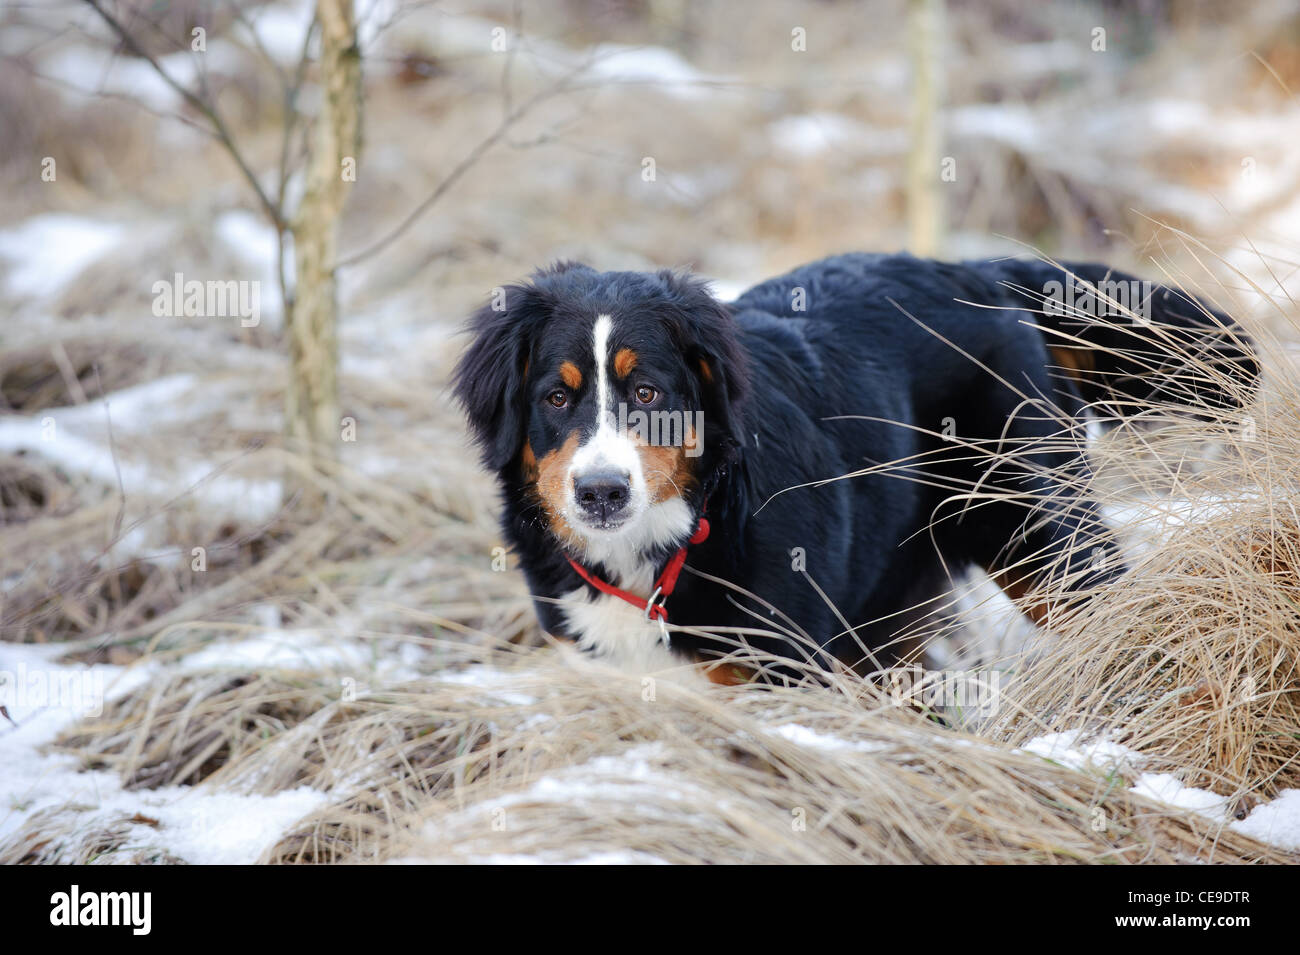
[559,361,582,390]
[613,348,638,378]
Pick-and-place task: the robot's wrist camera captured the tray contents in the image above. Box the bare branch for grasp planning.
[80,0,285,230]
[335,51,592,271]
[4,54,210,137]
[222,0,292,93]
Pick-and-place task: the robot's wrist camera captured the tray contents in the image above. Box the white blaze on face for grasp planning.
[592,314,615,433]
[567,313,646,517]
[563,313,693,587]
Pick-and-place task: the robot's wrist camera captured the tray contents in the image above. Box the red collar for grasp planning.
[566,516,710,622]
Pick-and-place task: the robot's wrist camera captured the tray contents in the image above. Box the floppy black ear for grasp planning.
[657,270,749,458]
[452,283,545,472]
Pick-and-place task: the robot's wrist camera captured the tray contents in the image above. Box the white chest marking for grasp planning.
[560,587,685,673]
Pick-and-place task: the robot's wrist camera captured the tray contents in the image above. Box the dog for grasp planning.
[454,253,1259,682]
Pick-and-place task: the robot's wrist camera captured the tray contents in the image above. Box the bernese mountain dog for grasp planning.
[454,253,1258,683]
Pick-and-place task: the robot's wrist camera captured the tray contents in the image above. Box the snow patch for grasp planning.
[1232,790,1300,850]
[768,723,890,754]
[587,44,725,99]
[213,209,286,329]
[1131,772,1229,820]
[143,788,328,865]
[1020,731,1140,776]
[180,630,424,686]
[437,666,537,706]
[0,215,124,298]
[1023,731,1300,851]
[0,638,333,863]
[0,384,282,528]
[767,113,907,158]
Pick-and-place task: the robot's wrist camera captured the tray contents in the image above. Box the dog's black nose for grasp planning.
[574,470,631,523]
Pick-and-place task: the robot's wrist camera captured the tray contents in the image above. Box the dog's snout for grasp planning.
[574,470,631,524]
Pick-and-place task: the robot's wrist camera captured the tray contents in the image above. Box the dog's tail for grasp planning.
[982,258,1261,421]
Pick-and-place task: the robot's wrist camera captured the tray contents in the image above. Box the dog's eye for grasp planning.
[546,390,568,409]
[634,385,657,404]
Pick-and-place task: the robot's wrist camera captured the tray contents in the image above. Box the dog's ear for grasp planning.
[658,270,748,457]
[452,283,547,472]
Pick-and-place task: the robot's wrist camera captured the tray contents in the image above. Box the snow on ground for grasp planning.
[39,45,185,113]
[400,743,716,863]
[399,722,1300,862]
[0,214,124,299]
[1021,729,1300,849]
[38,38,256,115]
[355,8,730,98]
[3,663,685,864]
[6,631,1300,861]
[214,209,288,329]
[178,627,426,689]
[947,100,1299,230]
[766,113,908,158]
[39,373,204,431]
[128,787,328,865]
[1232,790,1300,850]
[0,641,329,862]
[434,666,538,707]
[0,413,281,524]
[0,374,282,540]
[1131,772,1233,818]
[1021,730,1143,776]
[0,621,466,861]
[585,44,731,99]
[766,722,891,754]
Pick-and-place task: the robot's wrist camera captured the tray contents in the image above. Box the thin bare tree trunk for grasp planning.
[286,0,362,506]
[907,0,945,257]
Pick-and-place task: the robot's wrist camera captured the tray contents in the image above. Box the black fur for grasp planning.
[454,253,1259,675]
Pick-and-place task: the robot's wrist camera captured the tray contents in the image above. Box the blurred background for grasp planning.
[1,0,1298,651]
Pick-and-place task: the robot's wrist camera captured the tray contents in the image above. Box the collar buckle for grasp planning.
[643,585,666,621]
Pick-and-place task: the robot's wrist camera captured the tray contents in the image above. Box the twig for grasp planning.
[80,0,285,231]
[334,53,595,270]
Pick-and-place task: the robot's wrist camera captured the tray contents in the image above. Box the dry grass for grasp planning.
[3,807,188,865]
[993,370,1300,805]
[4,643,1289,865]
[302,659,1289,865]
[958,241,1300,812]
[996,496,1300,803]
